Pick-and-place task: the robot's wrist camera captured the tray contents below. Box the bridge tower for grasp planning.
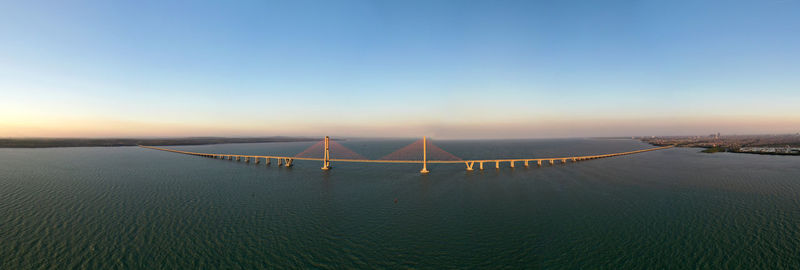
[321,136,331,170]
[420,136,430,174]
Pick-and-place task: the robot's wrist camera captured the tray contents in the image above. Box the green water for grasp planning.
[1,139,799,269]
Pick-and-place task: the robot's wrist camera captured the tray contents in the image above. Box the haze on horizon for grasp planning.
[1,1,799,139]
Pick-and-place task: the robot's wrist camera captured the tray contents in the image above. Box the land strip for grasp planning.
[0,137,318,148]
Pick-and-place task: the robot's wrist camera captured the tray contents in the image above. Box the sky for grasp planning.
[1,0,799,139]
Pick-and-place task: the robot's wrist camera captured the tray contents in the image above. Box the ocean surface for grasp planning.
[1,139,799,269]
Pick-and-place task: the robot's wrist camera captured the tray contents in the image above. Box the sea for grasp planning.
[1,138,799,269]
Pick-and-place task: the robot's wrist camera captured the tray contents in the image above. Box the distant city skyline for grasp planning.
[2,1,799,139]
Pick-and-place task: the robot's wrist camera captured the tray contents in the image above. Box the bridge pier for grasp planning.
[572,158,577,162]
[465,161,474,171]
[255,157,260,164]
[236,156,241,162]
[265,157,271,166]
[549,159,554,165]
[245,157,250,163]
[561,158,567,164]
[524,160,529,167]
[277,158,282,166]
[510,161,515,168]
[284,158,293,167]
[537,160,542,166]
[479,162,484,170]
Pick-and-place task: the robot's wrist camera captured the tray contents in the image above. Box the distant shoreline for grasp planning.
[0,137,320,148]
[639,140,800,156]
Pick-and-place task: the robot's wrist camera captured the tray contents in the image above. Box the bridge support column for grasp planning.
[572,158,577,162]
[537,160,542,166]
[465,161,474,171]
[479,162,484,170]
[420,136,430,174]
[265,158,271,166]
[561,158,567,164]
[549,160,554,165]
[245,157,250,163]
[524,160,529,167]
[321,136,331,170]
[277,158,283,166]
[285,158,293,167]
[236,156,240,162]
[510,161,515,168]
[255,157,260,164]
[495,161,500,169]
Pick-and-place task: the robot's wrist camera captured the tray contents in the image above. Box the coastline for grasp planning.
[0,137,320,148]
[640,140,800,156]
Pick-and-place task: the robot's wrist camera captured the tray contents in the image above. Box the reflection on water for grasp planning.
[1,139,799,268]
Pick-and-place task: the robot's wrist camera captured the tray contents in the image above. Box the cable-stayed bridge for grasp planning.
[140,136,673,174]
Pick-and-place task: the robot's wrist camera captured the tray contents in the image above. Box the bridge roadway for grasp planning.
[139,144,674,172]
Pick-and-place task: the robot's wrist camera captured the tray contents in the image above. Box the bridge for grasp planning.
[139,136,674,174]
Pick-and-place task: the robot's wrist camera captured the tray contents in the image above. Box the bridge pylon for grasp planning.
[321,136,331,170]
[420,136,430,174]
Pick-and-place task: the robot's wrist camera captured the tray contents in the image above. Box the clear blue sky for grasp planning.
[1,0,799,138]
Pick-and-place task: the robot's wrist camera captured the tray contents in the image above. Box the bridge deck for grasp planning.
[139,145,673,165]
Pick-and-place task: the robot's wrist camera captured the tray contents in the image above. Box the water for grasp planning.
[1,139,799,269]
